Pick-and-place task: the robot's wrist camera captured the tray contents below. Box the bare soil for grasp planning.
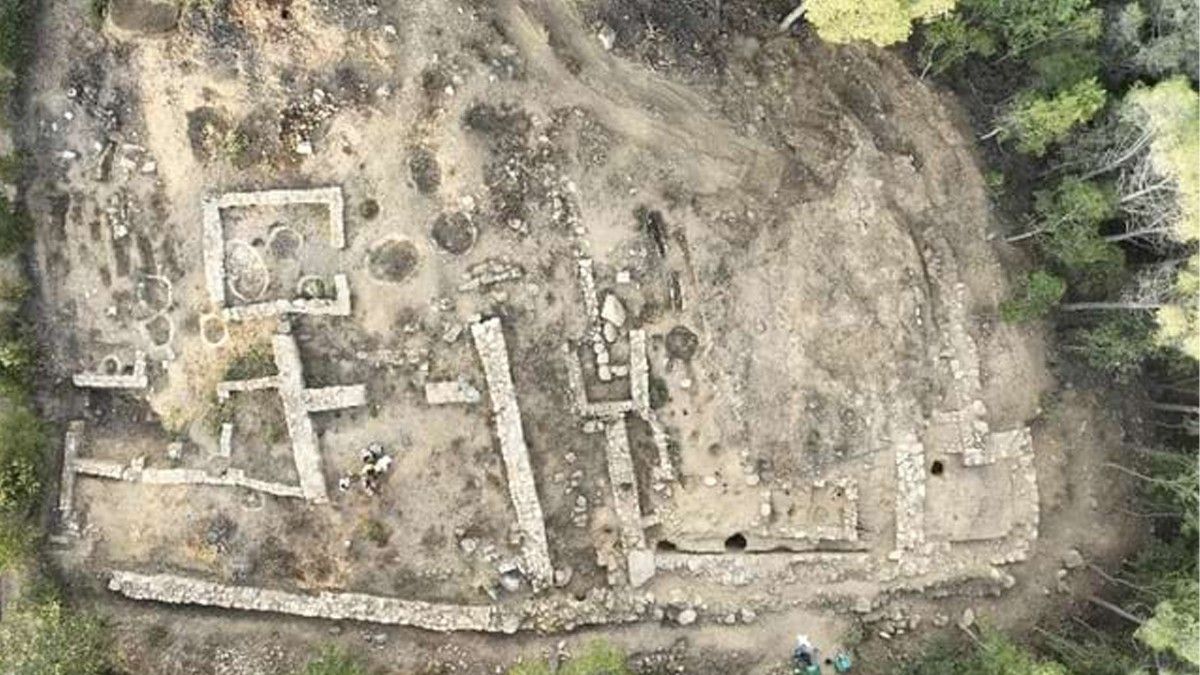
[17,0,1137,672]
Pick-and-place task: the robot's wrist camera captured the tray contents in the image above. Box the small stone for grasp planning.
[553,567,573,587]
[458,538,478,555]
[627,548,656,588]
[676,608,697,626]
[603,321,619,344]
[853,596,872,614]
[597,24,616,50]
[1062,549,1084,569]
[296,140,313,155]
[60,150,78,160]
[703,475,718,487]
[739,608,756,623]
[140,161,157,174]
[498,570,523,593]
[959,608,975,628]
[601,293,627,327]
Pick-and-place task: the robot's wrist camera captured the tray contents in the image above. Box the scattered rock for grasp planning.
[1062,549,1084,570]
[676,608,697,626]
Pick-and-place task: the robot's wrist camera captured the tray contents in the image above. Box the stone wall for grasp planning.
[470,318,554,589]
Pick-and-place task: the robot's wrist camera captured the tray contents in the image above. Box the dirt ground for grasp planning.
[19,0,1140,672]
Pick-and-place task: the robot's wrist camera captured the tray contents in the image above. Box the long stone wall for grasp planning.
[109,571,514,633]
[107,571,656,634]
[470,318,554,590]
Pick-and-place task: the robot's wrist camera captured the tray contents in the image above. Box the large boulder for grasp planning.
[107,0,179,37]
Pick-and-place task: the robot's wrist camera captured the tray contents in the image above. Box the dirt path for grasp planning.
[497,0,783,195]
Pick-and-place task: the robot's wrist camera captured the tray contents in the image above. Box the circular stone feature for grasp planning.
[367,239,420,284]
[200,314,227,346]
[430,212,477,255]
[665,325,699,361]
[267,225,302,260]
[136,275,172,314]
[144,314,173,346]
[296,275,329,299]
[359,199,380,220]
[225,240,270,301]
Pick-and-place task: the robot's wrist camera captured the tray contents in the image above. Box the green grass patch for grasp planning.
[302,645,369,675]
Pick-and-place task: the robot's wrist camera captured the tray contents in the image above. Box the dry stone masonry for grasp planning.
[470,317,554,590]
[72,351,148,389]
[217,327,366,503]
[51,172,1043,636]
[202,187,350,321]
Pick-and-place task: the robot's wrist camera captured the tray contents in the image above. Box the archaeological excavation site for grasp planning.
[2,0,1145,672]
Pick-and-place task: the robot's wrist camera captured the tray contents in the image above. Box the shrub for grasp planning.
[900,631,1067,674]
[560,641,632,675]
[0,515,34,570]
[0,193,32,257]
[507,641,631,675]
[0,405,47,514]
[0,0,33,74]
[224,342,277,380]
[303,645,368,675]
[1001,271,1066,322]
[0,598,111,675]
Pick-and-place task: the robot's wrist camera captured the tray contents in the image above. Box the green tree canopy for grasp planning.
[1001,270,1067,322]
[1136,578,1200,668]
[806,0,958,46]
[1154,254,1199,359]
[1105,0,1200,81]
[1001,77,1107,156]
[920,0,1101,71]
[1124,77,1200,245]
